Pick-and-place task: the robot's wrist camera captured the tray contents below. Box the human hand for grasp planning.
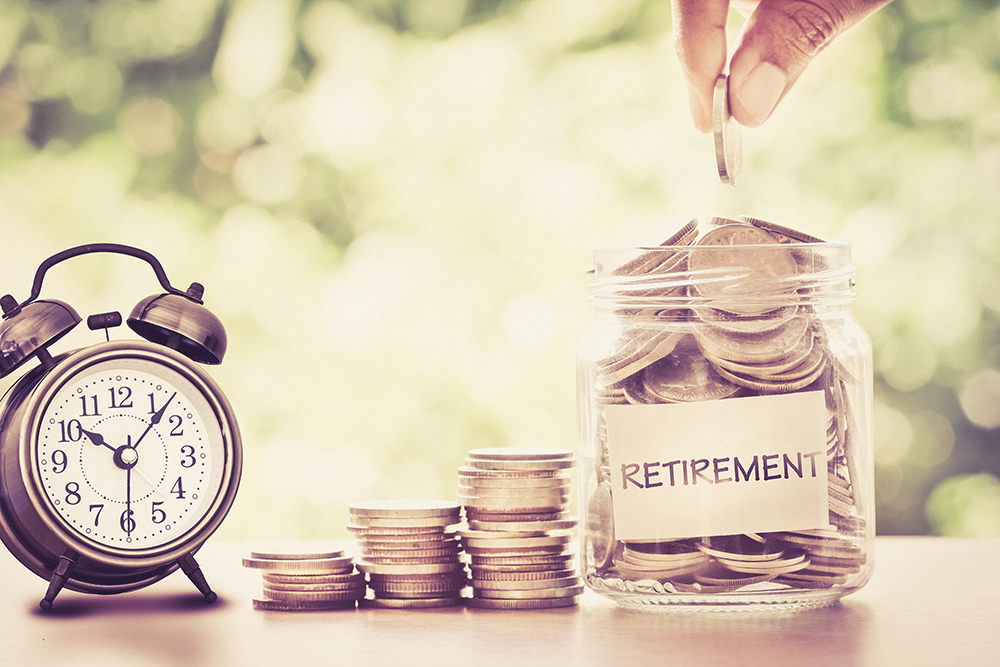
[671,0,893,132]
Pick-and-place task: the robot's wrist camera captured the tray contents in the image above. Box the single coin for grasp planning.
[713,74,742,187]
[457,529,548,540]
[459,490,569,505]
[263,571,365,585]
[260,588,364,603]
[463,534,571,550]
[464,510,568,522]
[697,535,785,562]
[348,515,461,529]
[349,499,461,519]
[463,458,576,472]
[370,578,468,593]
[457,466,565,479]
[264,586,368,602]
[620,549,708,568]
[470,552,574,566]
[346,523,453,536]
[263,581,366,595]
[367,571,470,583]
[360,596,464,609]
[614,559,707,581]
[356,561,466,576]
[716,552,810,575]
[467,447,574,461]
[468,518,578,533]
[471,575,581,591]
[469,560,575,574]
[740,216,825,244]
[242,555,355,573]
[694,568,776,588]
[460,499,567,513]
[471,568,577,582]
[360,547,462,560]
[459,475,571,490]
[253,598,358,612]
[458,484,570,499]
[465,596,578,610]
[472,585,584,600]
[249,549,346,561]
[587,482,615,571]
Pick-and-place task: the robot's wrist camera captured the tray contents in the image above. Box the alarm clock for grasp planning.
[0,244,242,611]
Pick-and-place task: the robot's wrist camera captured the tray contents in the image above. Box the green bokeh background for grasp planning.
[1,0,999,540]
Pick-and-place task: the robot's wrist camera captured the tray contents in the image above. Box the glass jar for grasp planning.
[577,216,874,610]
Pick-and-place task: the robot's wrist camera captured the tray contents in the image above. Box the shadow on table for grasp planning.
[29,591,230,619]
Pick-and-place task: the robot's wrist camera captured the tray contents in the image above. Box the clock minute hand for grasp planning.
[80,428,115,452]
[132,391,176,450]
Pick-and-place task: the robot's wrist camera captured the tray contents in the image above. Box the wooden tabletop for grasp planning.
[3,536,997,666]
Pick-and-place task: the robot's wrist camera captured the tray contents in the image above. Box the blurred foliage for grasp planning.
[1,0,1000,539]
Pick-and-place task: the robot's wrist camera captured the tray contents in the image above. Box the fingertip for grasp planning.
[686,82,713,133]
[730,61,788,127]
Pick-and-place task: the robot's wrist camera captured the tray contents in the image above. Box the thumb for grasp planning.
[727,0,886,127]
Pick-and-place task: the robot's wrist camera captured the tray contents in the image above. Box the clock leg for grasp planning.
[178,552,218,604]
[39,553,78,612]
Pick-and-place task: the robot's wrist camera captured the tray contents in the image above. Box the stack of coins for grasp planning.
[242,548,365,611]
[348,500,467,608]
[458,447,582,609]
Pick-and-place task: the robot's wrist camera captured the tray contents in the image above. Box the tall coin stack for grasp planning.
[458,447,582,609]
[349,500,467,608]
[242,548,366,611]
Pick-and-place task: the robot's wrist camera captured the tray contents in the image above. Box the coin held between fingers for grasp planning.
[713,74,742,187]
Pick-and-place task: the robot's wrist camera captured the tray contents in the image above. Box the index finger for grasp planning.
[671,0,732,132]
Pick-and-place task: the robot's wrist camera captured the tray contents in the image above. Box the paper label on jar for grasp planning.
[605,390,829,541]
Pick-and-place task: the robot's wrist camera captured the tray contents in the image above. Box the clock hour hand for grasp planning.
[80,428,116,452]
[132,391,176,450]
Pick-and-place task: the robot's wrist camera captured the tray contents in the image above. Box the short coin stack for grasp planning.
[349,500,467,608]
[242,548,366,611]
[458,447,582,609]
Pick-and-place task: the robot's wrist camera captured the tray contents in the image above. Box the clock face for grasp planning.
[29,354,229,555]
